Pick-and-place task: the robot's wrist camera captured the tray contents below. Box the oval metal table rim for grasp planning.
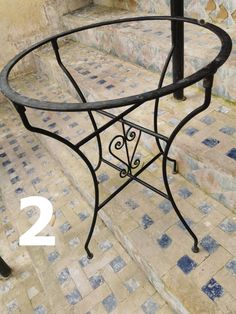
[0,16,232,111]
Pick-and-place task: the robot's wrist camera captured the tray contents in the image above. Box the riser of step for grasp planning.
[33,41,236,212]
[62,5,236,102]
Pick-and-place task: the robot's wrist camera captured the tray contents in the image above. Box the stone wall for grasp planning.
[0,0,91,78]
[94,0,236,27]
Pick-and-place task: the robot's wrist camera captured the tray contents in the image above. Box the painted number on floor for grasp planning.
[19,196,55,246]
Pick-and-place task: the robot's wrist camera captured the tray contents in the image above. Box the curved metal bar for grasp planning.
[154,45,178,173]
[0,257,12,278]
[126,127,141,170]
[162,75,214,253]
[51,39,103,171]
[0,17,232,112]
[13,103,99,259]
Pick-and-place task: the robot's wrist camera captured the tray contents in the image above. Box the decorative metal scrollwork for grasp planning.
[109,125,141,178]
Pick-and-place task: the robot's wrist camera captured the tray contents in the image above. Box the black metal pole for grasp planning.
[171,0,185,100]
[0,256,12,277]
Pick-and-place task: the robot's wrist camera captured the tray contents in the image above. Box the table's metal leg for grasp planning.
[0,257,12,278]
[162,76,214,253]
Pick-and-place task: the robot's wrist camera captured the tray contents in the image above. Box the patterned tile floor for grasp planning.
[3,68,236,312]
[1,17,235,310]
[0,101,173,314]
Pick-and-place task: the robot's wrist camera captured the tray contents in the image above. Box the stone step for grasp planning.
[94,0,236,28]
[9,73,236,313]
[33,40,236,212]
[62,4,236,102]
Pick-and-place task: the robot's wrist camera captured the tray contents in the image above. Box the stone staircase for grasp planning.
[2,2,236,314]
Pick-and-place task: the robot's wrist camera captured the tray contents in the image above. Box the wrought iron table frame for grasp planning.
[0,16,232,265]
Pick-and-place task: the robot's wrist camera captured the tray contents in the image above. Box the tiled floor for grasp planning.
[0,101,173,314]
[2,68,236,312]
[1,8,235,311]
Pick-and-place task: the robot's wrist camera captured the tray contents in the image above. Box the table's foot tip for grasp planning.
[192,245,200,253]
[87,253,94,260]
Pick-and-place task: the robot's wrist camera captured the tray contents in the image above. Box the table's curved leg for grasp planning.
[0,257,12,278]
[162,76,214,253]
[154,98,178,174]
[153,45,178,174]
[13,103,99,259]
[51,39,103,172]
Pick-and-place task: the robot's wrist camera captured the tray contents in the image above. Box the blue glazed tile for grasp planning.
[26,208,37,218]
[157,234,172,249]
[185,127,199,136]
[200,235,219,254]
[225,259,236,276]
[48,251,60,263]
[177,218,193,230]
[158,199,173,214]
[69,122,78,128]
[81,70,90,75]
[102,294,117,313]
[43,116,51,122]
[90,75,98,80]
[32,145,39,151]
[198,203,213,214]
[2,160,11,167]
[226,148,236,161]
[48,123,56,129]
[0,206,6,213]
[31,177,40,185]
[141,214,154,229]
[141,298,159,314]
[89,274,104,289]
[169,118,180,126]
[219,127,236,135]
[178,187,192,199]
[34,305,47,314]
[8,168,15,175]
[65,289,82,305]
[17,152,26,159]
[13,146,20,152]
[0,152,6,158]
[99,240,113,252]
[98,79,106,85]
[7,300,18,312]
[79,255,91,268]
[106,84,115,90]
[75,66,83,72]
[200,115,215,125]
[69,237,80,248]
[202,278,224,301]
[9,139,17,145]
[10,176,20,184]
[110,256,127,273]
[98,173,109,183]
[57,268,70,285]
[15,187,24,194]
[202,138,220,148]
[125,199,139,210]
[59,222,72,234]
[63,115,71,121]
[124,278,140,293]
[219,218,236,233]
[177,255,197,274]
[79,212,89,221]
[217,106,229,114]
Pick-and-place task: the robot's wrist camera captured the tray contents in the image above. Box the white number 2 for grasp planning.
[19,196,55,246]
